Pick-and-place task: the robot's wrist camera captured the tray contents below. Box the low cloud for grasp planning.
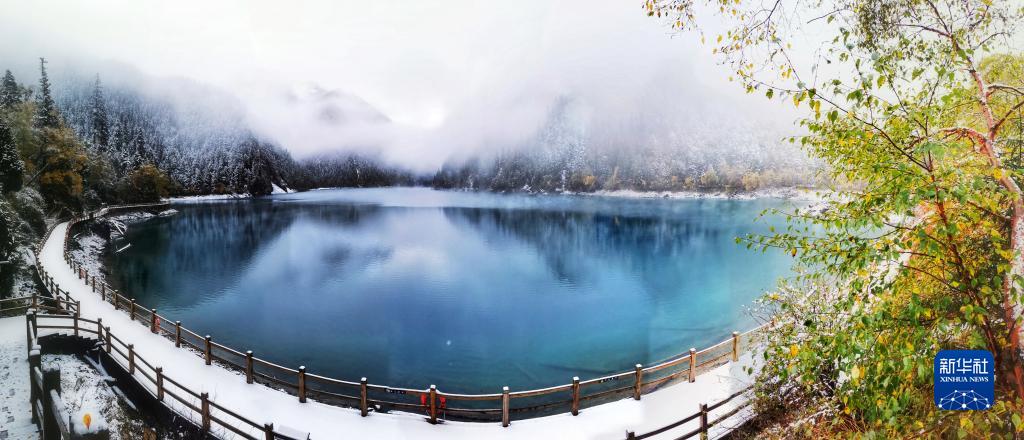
[0,0,801,172]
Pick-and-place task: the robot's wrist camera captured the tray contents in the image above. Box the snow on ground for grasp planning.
[7,247,39,299]
[0,317,36,440]
[43,354,142,438]
[39,221,756,439]
[69,232,108,285]
[0,317,143,439]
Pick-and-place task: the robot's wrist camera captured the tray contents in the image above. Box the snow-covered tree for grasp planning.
[0,118,24,192]
[34,58,60,130]
[89,75,109,150]
[1,70,20,110]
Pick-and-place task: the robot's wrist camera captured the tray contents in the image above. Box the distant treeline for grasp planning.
[430,97,816,193]
[430,152,816,193]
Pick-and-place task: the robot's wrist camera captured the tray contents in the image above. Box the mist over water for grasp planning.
[105,188,798,393]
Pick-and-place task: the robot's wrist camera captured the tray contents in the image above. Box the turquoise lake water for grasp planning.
[104,187,797,394]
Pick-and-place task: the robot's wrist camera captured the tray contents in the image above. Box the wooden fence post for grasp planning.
[101,284,106,302]
[634,364,643,400]
[732,331,740,362]
[571,376,580,416]
[360,377,368,417]
[689,348,697,383]
[150,309,158,333]
[201,392,211,431]
[25,312,33,355]
[204,335,212,365]
[75,300,81,317]
[156,367,164,401]
[245,351,254,384]
[175,321,182,348]
[298,366,307,403]
[42,366,61,438]
[105,326,111,353]
[501,386,510,427]
[28,348,40,423]
[699,403,709,440]
[97,318,103,342]
[128,344,135,374]
[264,423,274,440]
[428,385,438,424]
[73,310,79,336]
[130,299,136,321]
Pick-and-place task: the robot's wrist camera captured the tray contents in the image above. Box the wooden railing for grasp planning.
[52,203,766,429]
[28,344,113,439]
[26,311,301,440]
[625,387,752,440]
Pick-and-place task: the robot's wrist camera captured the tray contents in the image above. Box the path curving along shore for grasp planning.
[39,219,755,439]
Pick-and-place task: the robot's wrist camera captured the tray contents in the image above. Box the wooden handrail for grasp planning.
[28,312,278,439]
[626,386,753,440]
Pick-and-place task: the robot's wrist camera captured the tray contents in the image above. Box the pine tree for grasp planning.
[1,70,19,110]
[0,119,24,192]
[34,58,60,130]
[89,75,109,149]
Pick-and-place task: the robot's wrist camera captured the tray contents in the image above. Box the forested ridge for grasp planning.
[0,59,412,298]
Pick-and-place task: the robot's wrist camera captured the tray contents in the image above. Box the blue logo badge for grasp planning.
[934,350,994,410]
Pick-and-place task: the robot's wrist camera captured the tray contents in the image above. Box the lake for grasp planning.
[104,187,796,394]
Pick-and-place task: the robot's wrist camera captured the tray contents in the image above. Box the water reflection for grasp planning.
[106,188,796,393]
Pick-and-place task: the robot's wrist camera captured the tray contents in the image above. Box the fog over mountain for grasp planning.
[0,0,813,191]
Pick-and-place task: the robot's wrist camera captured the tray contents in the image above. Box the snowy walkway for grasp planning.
[0,317,39,440]
[39,221,754,439]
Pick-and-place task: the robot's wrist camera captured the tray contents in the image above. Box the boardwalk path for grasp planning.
[39,220,753,439]
[0,317,39,440]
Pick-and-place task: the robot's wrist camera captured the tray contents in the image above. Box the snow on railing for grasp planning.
[52,202,767,433]
[26,311,301,440]
[26,339,113,439]
[625,386,753,440]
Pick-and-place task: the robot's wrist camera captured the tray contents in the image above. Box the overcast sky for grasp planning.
[0,0,799,170]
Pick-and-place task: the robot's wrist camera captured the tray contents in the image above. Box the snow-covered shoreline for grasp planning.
[164,193,253,203]
[164,184,293,204]
[168,185,828,203]
[587,187,827,202]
